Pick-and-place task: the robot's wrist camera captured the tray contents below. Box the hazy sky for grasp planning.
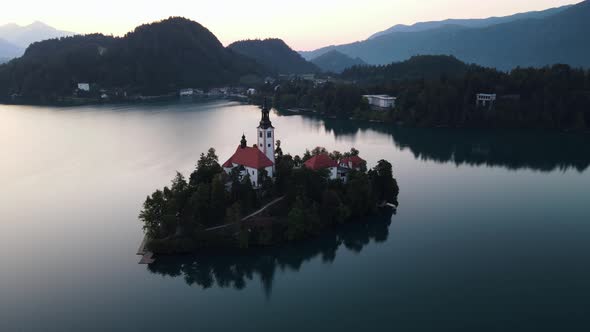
[1,0,581,50]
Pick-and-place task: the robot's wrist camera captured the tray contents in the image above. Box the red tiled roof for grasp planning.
[304,154,337,170]
[223,146,274,169]
[341,155,365,168]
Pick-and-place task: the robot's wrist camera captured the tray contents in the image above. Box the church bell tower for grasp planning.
[257,98,275,167]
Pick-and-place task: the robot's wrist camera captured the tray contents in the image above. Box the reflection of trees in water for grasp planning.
[315,117,590,172]
[147,210,394,297]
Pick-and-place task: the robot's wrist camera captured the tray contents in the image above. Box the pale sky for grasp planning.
[0,0,581,50]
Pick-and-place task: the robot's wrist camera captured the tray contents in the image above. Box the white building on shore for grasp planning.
[476,93,497,108]
[363,95,396,110]
[179,88,194,97]
[77,83,90,92]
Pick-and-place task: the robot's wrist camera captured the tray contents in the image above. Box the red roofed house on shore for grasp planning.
[223,99,276,188]
[304,154,338,179]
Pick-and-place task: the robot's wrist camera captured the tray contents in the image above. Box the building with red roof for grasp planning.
[223,99,276,188]
[340,155,366,170]
[303,154,338,179]
[223,135,274,188]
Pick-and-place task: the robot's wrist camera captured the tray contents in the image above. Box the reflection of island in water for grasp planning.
[147,210,394,296]
[281,111,590,172]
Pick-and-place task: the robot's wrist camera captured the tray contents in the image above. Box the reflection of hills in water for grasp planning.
[282,112,590,172]
[147,210,394,297]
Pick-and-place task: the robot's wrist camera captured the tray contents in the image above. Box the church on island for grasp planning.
[222,101,276,188]
[222,100,366,188]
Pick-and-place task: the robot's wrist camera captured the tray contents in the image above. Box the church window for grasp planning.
[259,132,262,138]
[267,132,272,138]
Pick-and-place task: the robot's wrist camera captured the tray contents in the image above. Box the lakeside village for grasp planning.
[68,74,502,123]
[138,99,399,257]
[70,75,403,112]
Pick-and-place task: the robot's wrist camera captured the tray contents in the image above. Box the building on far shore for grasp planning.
[77,83,90,92]
[363,95,396,111]
[179,88,194,97]
[476,93,496,109]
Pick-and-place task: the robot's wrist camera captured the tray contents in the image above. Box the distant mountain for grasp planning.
[0,17,268,99]
[310,50,366,73]
[0,21,74,48]
[0,38,23,60]
[369,4,573,39]
[228,38,318,74]
[341,55,472,83]
[300,1,590,70]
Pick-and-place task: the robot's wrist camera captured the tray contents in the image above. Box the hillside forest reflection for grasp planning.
[290,113,590,172]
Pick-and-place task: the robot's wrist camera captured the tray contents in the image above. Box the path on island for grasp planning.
[205,196,285,231]
[137,196,285,264]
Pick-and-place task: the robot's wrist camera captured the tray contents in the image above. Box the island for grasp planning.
[138,100,399,255]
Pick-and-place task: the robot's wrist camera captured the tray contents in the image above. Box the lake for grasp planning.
[1,100,589,331]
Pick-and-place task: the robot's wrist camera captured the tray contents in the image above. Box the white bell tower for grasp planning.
[257,98,275,167]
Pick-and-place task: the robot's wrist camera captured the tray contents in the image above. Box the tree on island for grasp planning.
[369,160,399,205]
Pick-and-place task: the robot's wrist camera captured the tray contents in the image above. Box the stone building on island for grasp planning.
[223,99,367,187]
[222,100,275,188]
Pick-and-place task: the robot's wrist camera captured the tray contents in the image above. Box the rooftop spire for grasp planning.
[240,133,247,148]
[259,97,273,129]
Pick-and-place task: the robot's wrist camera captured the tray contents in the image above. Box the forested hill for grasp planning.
[310,50,366,73]
[228,39,319,75]
[341,55,473,83]
[0,17,268,99]
[301,0,590,70]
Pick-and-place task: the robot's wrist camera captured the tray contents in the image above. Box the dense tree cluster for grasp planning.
[139,146,399,253]
[228,39,319,75]
[139,148,262,252]
[342,55,471,83]
[261,79,364,116]
[267,56,590,130]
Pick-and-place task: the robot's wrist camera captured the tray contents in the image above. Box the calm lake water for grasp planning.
[1,100,589,331]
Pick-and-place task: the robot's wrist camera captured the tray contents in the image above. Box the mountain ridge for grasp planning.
[0,21,74,48]
[368,4,573,39]
[0,38,23,59]
[301,1,590,70]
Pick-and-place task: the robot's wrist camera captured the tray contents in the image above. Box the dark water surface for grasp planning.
[1,100,589,331]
